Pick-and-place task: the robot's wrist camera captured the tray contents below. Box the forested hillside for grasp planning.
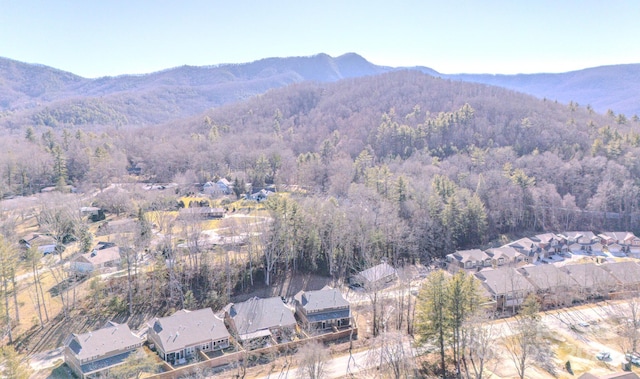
[3,70,639,270]
[0,53,388,127]
[450,63,640,116]
[1,54,639,129]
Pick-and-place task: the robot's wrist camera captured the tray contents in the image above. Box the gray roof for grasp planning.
[518,264,577,291]
[295,288,349,313]
[533,233,557,244]
[507,238,539,256]
[560,231,597,244]
[149,308,229,353]
[485,246,523,260]
[475,267,534,296]
[451,249,490,262]
[561,263,617,289]
[75,245,121,266]
[67,322,142,361]
[602,261,640,286]
[226,297,296,339]
[357,262,397,283]
[599,231,636,243]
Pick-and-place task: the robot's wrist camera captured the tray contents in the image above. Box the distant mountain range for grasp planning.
[0,53,638,127]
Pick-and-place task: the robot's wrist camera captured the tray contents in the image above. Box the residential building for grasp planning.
[508,238,540,262]
[485,246,526,267]
[223,296,296,348]
[147,308,230,366]
[446,249,491,270]
[203,179,233,196]
[350,262,397,289]
[518,264,577,308]
[294,288,351,333]
[178,207,226,219]
[559,231,598,246]
[533,233,561,254]
[70,242,121,274]
[475,267,535,313]
[578,372,640,379]
[64,321,144,379]
[598,231,639,247]
[602,261,640,293]
[561,263,617,300]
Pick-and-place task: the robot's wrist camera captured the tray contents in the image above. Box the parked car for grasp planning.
[625,353,640,366]
[596,351,611,361]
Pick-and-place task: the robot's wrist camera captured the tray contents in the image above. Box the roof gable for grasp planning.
[228,297,296,337]
[298,288,349,312]
[519,264,576,290]
[66,322,142,361]
[149,308,229,353]
[475,267,534,295]
[358,262,397,283]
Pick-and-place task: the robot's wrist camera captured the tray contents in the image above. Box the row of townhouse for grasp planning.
[476,260,640,313]
[63,287,352,378]
[447,231,640,270]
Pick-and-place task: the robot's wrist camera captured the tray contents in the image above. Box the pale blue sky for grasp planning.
[1,0,639,78]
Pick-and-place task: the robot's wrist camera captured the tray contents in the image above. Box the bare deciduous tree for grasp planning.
[504,295,546,379]
[296,341,329,379]
[461,312,497,379]
[367,331,415,379]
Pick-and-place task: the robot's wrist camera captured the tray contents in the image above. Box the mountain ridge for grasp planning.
[0,53,638,127]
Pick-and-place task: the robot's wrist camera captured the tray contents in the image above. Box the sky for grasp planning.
[1,0,639,78]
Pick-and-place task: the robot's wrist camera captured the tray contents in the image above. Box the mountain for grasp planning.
[0,53,390,127]
[0,53,638,128]
[448,63,640,117]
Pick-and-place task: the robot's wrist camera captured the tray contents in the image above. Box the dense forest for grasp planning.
[2,70,640,276]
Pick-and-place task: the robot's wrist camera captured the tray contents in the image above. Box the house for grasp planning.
[602,261,640,293]
[64,321,144,379]
[629,244,640,257]
[80,206,105,222]
[294,288,351,333]
[518,264,577,308]
[147,308,229,366]
[223,296,297,348]
[598,231,639,247]
[561,263,617,300]
[178,207,226,220]
[446,249,492,270]
[96,219,137,236]
[566,242,584,255]
[590,242,605,255]
[350,262,397,289]
[578,372,640,379]
[474,267,535,313]
[559,231,598,246]
[19,232,56,251]
[216,178,232,194]
[508,238,540,262]
[606,243,626,256]
[38,244,58,255]
[533,233,561,254]
[247,189,273,202]
[70,243,121,274]
[485,246,525,267]
[203,179,233,196]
